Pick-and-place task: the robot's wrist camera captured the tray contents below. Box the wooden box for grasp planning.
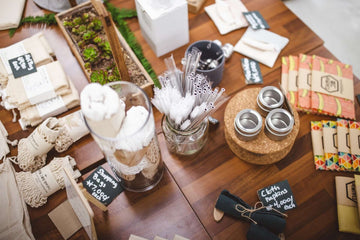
[55,1,154,98]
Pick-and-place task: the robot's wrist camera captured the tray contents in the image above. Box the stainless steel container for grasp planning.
[257,86,284,116]
[234,109,262,141]
[265,108,294,141]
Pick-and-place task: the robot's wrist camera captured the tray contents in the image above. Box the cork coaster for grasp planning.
[224,87,300,165]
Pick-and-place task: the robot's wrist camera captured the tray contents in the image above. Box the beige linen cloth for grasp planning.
[0,0,26,30]
[0,158,35,240]
[205,0,248,35]
[19,79,80,128]
[0,32,54,87]
[234,27,289,68]
[4,61,71,110]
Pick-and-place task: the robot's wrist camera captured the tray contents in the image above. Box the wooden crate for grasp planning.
[55,1,154,98]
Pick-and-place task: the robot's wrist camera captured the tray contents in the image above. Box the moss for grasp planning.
[104,0,160,88]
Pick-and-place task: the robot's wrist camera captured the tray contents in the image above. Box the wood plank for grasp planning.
[0,0,357,239]
[30,164,210,240]
[161,45,360,239]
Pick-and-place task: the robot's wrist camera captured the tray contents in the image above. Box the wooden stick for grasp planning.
[91,0,131,82]
[78,183,108,212]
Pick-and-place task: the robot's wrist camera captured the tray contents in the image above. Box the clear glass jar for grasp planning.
[83,81,164,192]
[161,115,209,155]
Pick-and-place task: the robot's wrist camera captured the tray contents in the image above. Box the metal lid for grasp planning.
[234,109,262,141]
[265,108,294,140]
[257,86,284,110]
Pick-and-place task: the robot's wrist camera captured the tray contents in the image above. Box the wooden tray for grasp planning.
[224,87,300,165]
[55,1,154,98]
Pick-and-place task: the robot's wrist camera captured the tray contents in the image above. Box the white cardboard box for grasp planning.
[135,0,189,57]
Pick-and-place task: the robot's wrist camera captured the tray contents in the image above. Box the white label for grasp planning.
[312,70,354,101]
[22,66,56,105]
[32,165,61,196]
[36,96,67,119]
[311,129,324,156]
[0,42,27,74]
[350,127,360,155]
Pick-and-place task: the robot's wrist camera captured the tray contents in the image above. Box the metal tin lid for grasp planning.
[234,109,262,138]
[257,86,284,111]
[265,108,294,140]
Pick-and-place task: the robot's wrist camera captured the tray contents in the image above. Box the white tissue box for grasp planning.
[135,0,189,57]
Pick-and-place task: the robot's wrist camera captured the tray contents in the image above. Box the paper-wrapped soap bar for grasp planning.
[337,119,352,171]
[335,176,360,235]
[310,121,325,170]
[286,55,298,108]
[349,121,360,171]
[297,54,312,112]
[322,120,339,171]
[311,55,355,119]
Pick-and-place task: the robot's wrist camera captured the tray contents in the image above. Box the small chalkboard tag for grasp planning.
[243,11,269,30]
[241,58,263,84]
[8,53,37,78]
[83,166,123,206]
[257,180,297,212]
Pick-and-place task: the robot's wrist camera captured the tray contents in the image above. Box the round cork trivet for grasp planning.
[224,87,300,165]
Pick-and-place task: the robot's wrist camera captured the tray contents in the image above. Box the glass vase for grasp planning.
[161,115,209,155]
[84,81,164,192]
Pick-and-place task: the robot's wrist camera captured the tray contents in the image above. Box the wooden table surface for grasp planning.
[1,0,359,239]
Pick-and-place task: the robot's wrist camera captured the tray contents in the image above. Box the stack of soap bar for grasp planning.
[311,119,360,172]
[281,54,355,119]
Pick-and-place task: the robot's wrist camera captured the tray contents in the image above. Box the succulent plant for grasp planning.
[83,45,99,63]
[83,30,96,41]
[88,19,102,31]
[90,70,108,85]
[73,17,82,25]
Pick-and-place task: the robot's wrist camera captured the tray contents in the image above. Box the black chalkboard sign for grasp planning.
[8,53,37,78]
[243,11,269,30]
[257,180,297,212]
[82,166,123,206]
[241,58,263,84]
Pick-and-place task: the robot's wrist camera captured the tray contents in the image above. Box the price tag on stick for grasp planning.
[82,166,123,206]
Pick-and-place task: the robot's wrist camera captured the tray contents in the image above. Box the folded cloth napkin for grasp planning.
[0,0,26,30]
[4,61,71,110]
[0,32,54,87]
[205,0,248,35]
[80,83,125,138]
[215,190,287,235]
[0,158,35,240]
[19,79,80,129]
[247,223,280,240]
[234,27,289,68]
